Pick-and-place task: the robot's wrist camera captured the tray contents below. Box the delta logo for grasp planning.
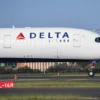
[17,33,25,40]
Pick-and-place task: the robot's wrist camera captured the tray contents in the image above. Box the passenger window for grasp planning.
[60,40,62,42]
[63,40,65,42]
[95,37,100,43]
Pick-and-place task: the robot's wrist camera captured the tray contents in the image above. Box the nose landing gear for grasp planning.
[88,61,97,77]
[88,68,95,77]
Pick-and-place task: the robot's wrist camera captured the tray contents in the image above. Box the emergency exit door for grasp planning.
[3,35,11,48]
[73,34,81,47]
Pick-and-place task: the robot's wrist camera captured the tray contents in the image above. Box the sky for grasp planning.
[0,0,100,29]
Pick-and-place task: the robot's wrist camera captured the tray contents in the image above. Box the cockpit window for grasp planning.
[95,37,100,42]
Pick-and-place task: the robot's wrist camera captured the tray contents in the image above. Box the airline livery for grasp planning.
[0,27,100,77]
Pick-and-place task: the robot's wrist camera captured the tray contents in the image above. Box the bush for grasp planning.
[0,67,6,74]
[17,66,41,73]
[0,67,13,74]
[18,66,33,73]
[46,63,69,73]
[32,69,41,73]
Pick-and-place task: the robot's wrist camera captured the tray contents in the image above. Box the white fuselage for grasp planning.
[0,27,100,61]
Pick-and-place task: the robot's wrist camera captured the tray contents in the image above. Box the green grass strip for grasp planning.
[1,73,100,79]
[0,94,98,100]
[15,81,100,88]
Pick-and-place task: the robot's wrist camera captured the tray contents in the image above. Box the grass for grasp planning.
[1,73,100,79]
[0,94,98,100]
[14,81,100,88]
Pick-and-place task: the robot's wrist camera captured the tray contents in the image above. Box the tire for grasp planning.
[88,69,95,77]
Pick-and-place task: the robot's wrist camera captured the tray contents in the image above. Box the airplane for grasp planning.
[0,27,100,77]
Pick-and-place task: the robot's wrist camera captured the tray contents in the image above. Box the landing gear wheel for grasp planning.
[88,69,95,77]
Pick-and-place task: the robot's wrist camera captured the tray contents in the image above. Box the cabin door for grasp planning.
[73,34,81,47]
[3,35,11,48]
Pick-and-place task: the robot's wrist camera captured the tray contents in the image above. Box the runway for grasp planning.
[0,88,100,97]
